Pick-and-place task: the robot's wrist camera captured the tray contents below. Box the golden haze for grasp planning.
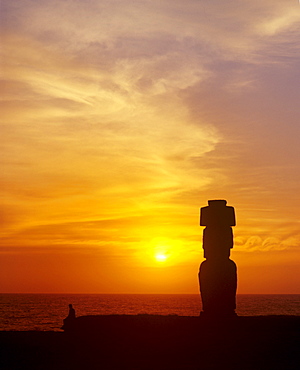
[1,0,300,294]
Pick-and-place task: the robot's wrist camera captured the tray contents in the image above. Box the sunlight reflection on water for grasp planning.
[0,294,299,331]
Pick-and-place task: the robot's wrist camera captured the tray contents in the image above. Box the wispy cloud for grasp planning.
[1,0,300,292]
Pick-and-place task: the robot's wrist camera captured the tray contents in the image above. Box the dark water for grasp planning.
[0,294,299,331]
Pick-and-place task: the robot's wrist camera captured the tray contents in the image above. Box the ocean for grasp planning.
[0,294,299,331]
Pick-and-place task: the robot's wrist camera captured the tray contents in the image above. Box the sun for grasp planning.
[155,253,167,262]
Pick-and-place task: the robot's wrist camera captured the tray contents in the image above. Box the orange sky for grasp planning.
[1,0,300,294]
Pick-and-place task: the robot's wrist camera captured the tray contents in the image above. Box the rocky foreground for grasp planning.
[1,315,299,369]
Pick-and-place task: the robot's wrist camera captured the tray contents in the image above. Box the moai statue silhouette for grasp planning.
[199,200,237,317]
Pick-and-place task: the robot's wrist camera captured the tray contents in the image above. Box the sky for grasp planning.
[1,0,300,294]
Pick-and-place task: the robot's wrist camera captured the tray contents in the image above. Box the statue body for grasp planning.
[199,200,237,317]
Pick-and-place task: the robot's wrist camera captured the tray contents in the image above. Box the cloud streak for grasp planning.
[1,0,300,292]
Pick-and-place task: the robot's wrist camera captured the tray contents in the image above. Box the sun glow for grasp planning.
[155,253,168,262]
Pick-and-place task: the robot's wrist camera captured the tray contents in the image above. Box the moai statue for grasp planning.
[199,200,237,317]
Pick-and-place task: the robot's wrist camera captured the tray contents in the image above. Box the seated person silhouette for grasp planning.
[63,304,76,329]
[67,304,76,319]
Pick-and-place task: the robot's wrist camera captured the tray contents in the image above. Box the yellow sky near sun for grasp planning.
[1,0,300,294]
